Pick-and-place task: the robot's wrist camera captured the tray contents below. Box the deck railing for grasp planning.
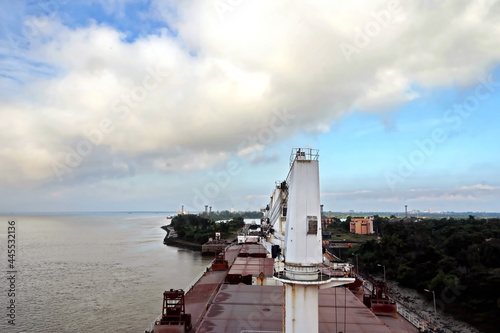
[289,148,319,165]
[144,313,161,333]
[397,302,427,330]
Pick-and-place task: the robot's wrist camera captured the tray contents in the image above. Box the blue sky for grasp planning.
[1,0,500,213]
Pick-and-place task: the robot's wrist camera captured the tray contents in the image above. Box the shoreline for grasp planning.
[385,280,481,333]
[164,237,203,251]
[161,224,241,253]
[162,225,203,251]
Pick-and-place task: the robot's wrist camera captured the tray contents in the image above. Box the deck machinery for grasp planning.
[363,279,398,317]
[154,289,192,333]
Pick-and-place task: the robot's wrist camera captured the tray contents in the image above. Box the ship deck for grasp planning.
[151,243,417,333]
[197,284,397,333]
[184,245,241,331]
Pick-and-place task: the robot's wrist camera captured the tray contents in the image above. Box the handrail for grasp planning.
[397,301,427,330]
[289,148,319,166]
[144,313,162,333]
[191,273,225,331]
[184,259,214,293]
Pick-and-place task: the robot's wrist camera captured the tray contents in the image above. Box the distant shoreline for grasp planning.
[1,211,500,217]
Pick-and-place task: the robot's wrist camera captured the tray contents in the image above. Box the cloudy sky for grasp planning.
[1,0,499,213]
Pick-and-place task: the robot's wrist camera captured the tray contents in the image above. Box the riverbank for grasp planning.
[162,224,241,252]
[164,237,203,251]
[385,280,481,333]
[161,225,203,251]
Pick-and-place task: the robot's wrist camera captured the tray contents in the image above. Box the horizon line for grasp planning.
[1,210,499,215]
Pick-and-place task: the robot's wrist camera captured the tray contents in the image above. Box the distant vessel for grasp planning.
[146,148,414,333]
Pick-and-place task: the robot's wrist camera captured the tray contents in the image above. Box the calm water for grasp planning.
[0,213,212,332]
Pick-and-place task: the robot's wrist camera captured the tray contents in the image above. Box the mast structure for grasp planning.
[274,148,354,333]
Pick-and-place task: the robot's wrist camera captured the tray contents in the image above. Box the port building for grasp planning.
[350,216,374,234]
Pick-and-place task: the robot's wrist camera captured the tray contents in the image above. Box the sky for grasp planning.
[1,0,500,213]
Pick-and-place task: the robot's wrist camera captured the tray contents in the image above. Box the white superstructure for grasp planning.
[271,148,354,333]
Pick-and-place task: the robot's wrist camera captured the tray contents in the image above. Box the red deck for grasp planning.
[197,284,395,333]
[238,243,268,257]
[153,245,242,332]
[152,243,417,333]
[226,257,274,284]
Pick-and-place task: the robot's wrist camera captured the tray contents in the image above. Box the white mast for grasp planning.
[274,148,354,333]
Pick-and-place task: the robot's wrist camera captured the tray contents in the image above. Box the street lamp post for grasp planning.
[377,263,386,282]
[424,289,437,317]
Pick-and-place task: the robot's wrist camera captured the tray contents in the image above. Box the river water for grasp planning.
[0,213,212,333]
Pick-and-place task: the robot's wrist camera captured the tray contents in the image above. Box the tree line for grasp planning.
[349,217,500,332]
[170,214,245,244]
[201,210,263,221]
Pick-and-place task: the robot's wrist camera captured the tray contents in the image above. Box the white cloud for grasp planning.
[457,184,499,191]
[322,184,500,207]
[1,0,500,187]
